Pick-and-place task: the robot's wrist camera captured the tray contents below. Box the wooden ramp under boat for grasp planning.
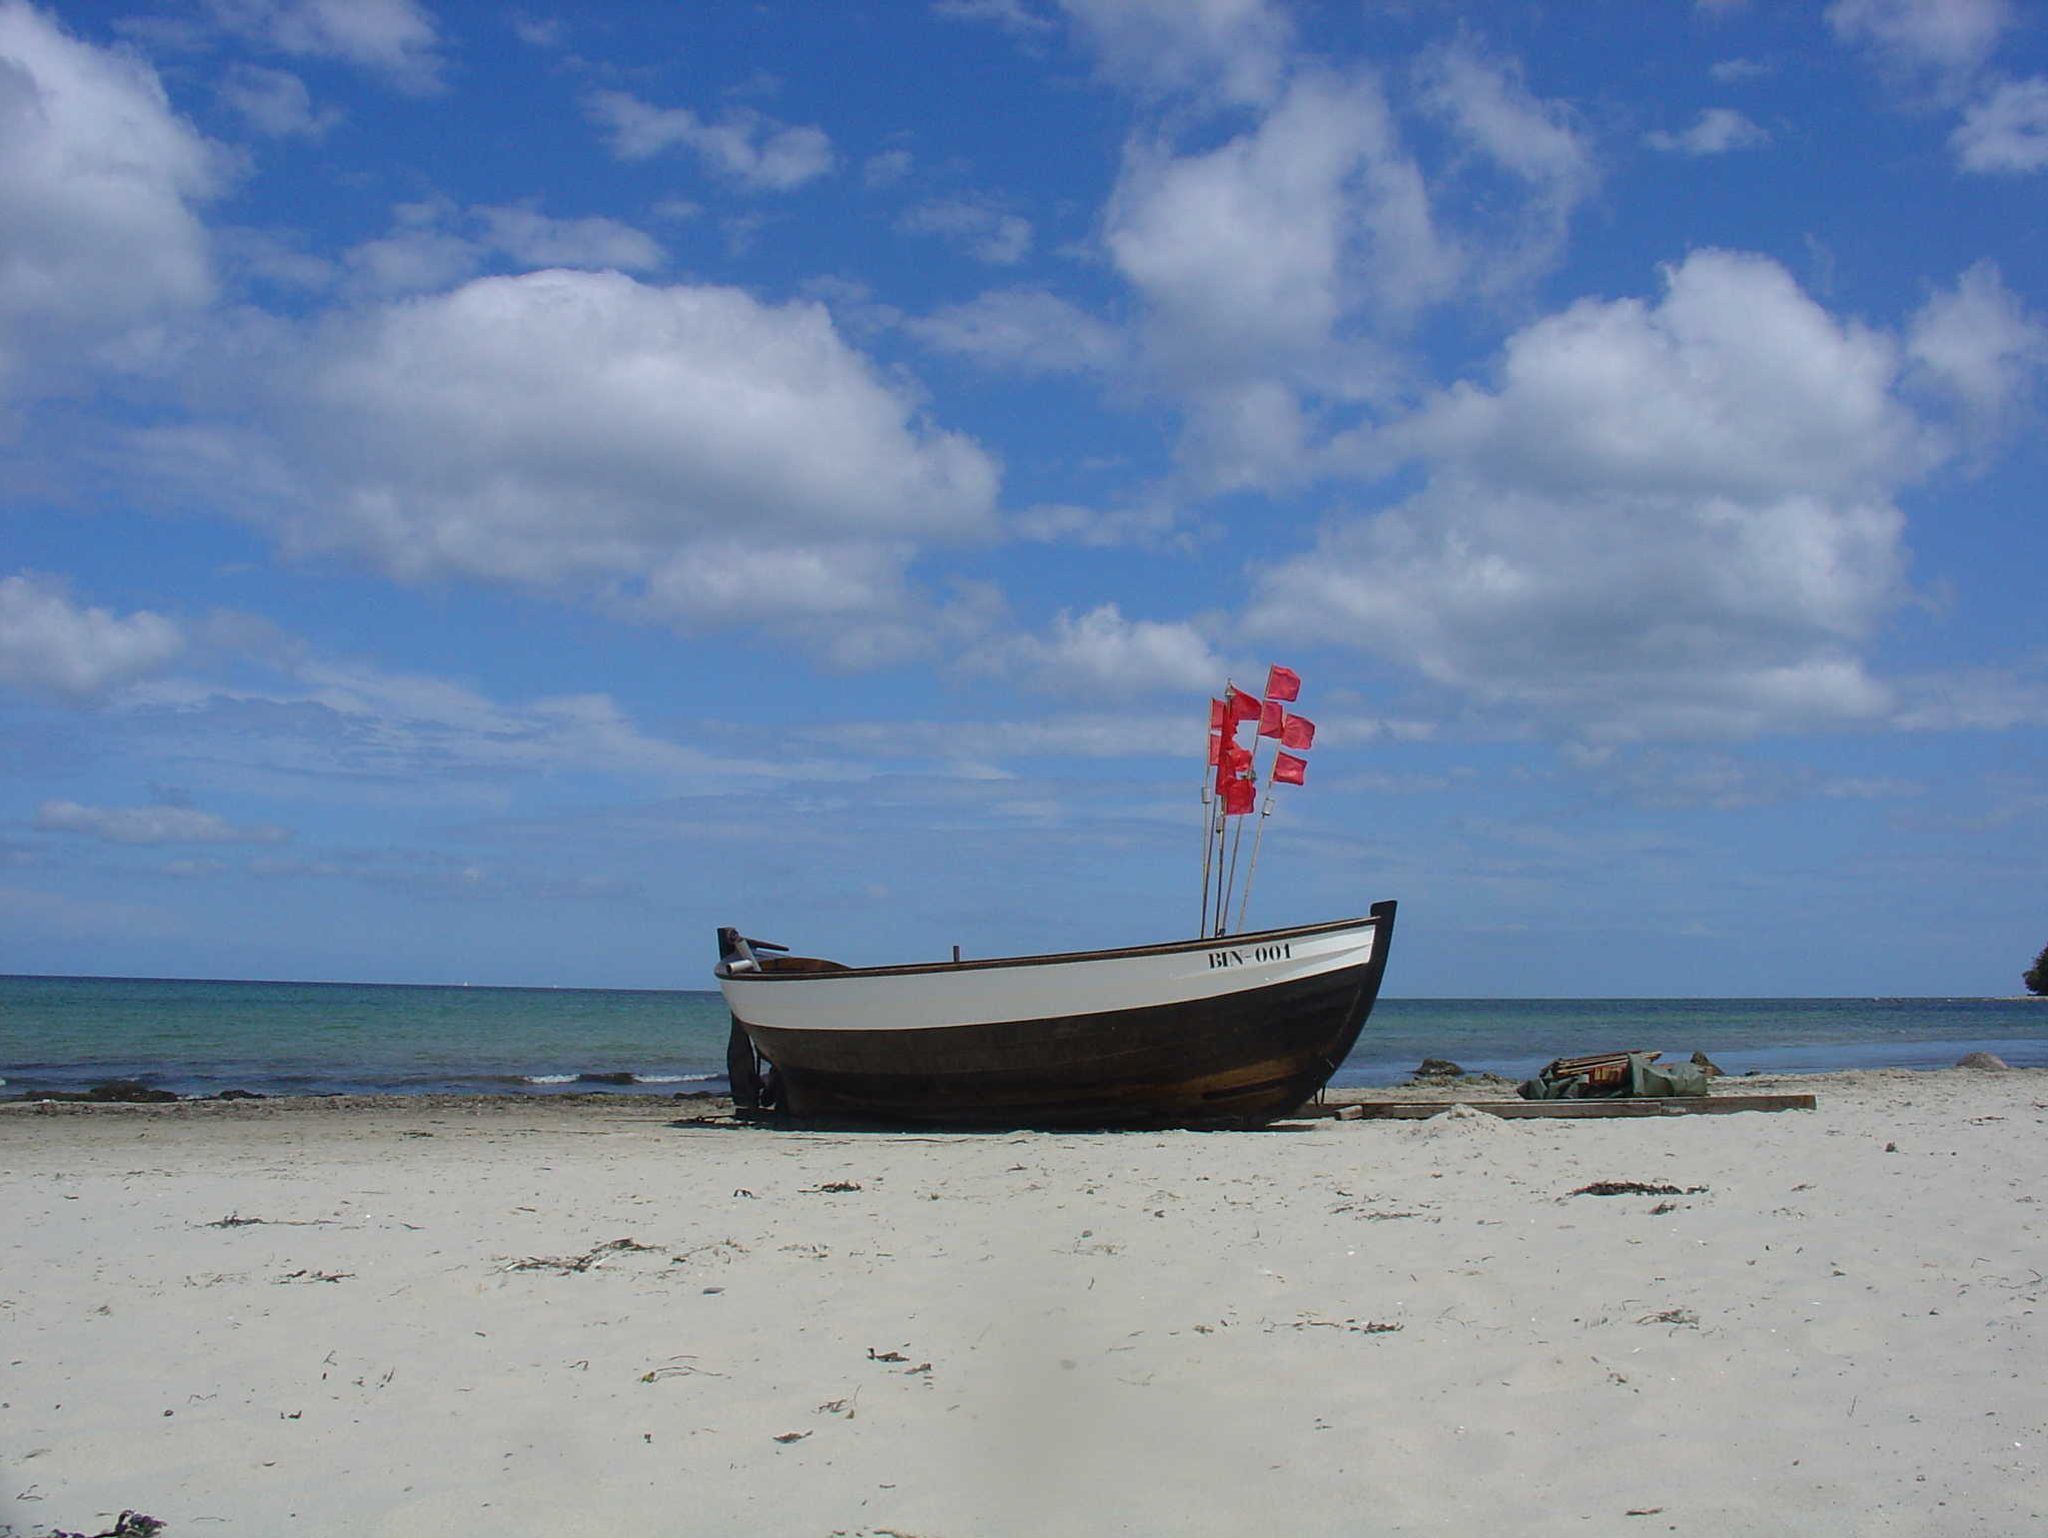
[1295,1093,1816,1120]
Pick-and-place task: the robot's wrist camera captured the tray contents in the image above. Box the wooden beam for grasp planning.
[1297,1093,1815,1121]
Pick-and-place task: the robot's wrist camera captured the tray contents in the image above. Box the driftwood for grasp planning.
[1300,1093,1815,1121]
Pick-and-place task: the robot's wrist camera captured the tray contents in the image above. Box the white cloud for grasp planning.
[905,288,1123,375]
[1891,665,2048,730]
[1906,260,2047,427]
[899,198,1033,265]
[473,204,664,271]
[1377,250,1923,499]
[0,2,226,397]
[1107,69,1444,384]
[123,651,826,800]
[1253,251,1930,742]
[342,215,480,296]
[964,603,1225,695]
[585,90,834,190]
[863,148,913,187]
[1709,57,1775,83]
[216,226,337,291]
[1010,500,1178,547]
[1098,47,1595,494]
[1644,107,1769,155]
[338,200,664,297]
[1951,76,2048,172]
[0,572,186,699]
[1827,0,2010,96]
[510,15,564,49]
[137,269,1000,656]
[215,62,340,137]
[1413,44,1596,294]
[932,0,1055,37]
[1059,0,1293,108]
[205,0,444,94]
[36,799,289,845]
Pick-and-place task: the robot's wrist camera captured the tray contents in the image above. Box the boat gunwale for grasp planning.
[718,911,1382,985]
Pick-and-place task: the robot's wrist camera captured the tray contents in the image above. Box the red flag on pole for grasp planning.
[1206,730,1223,766]
[1258,699,1284,738]
[1279,712,1315,751]
[1227,688,1261,722]
[1264,665,1301,702]
[1222,778,1257,815]
[1214,741,1251,791]
[1272,751,1308,785]
[1209,698,1228,732]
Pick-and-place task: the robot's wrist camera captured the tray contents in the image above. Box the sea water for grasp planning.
[2,975,2043,1099]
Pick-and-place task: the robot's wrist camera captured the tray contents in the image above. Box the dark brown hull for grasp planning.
[731,901,1396,1127]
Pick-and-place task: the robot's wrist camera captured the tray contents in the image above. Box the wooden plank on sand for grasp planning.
[1298,1094,1815,1120]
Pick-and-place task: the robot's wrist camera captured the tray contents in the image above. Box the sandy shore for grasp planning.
[3,1069,2043,1536]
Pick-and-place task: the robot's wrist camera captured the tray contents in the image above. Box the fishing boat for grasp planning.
[715,667,1397,1126]
[716,902,1395,1126]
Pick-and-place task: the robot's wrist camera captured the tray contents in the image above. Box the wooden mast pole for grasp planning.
[1198,778,1216,936]
[1234,791,1275,932]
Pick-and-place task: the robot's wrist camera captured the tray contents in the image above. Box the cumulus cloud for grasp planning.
[215,62,340,137]
[204,0,444,94]
[1375,251,1924,498]
[1413,44,1596,294]
[1107,70,1441,383]
[1252,251,1929,742]
[1644,107,1769,155]
[1951,76,2048,172]
[0,2,226,398]
[905,288,1124,375]
[963,603,1225,695]
[36,799,289,845]
[0,573,186,699]
[1059,0,1293,108]
[1827,0,2010,98]
[899,198,1033,265]
[1097,47,1593,494]
[337,199,663,297]
[585,89,834,190]
[137,270,1000,657]
[473,204,665,270]
[1906,260,2047,428]
[1709,57,1775,83]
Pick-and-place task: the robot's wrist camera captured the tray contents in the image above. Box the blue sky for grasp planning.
[3,0,2045,995]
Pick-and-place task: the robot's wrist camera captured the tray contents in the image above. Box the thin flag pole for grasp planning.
[1197,779,1215,936]
[1220,775,1251,934]
[1211,799,1230,936]
[1235,792,1275,932]
[1214,680,1249,935]
[1222,676,1278,935]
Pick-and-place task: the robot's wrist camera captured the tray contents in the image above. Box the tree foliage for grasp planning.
[2027,943,2048,997]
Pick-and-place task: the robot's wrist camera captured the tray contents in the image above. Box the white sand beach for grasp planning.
[4,1069,2044,1536]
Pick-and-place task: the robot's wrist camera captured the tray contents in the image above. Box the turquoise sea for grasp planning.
[2,975,2043,1099]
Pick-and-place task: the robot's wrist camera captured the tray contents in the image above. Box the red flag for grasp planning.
[1227,688,1261,722]
[1206,730,1223,767]
[1222,778,1257,815]
[1272,751,1307,785]
[1214,741,1252,794]
[1279,712,1315,751]
[1258,699,1284,738]
[1264,665,1301,702]
[1209,698,1228,732]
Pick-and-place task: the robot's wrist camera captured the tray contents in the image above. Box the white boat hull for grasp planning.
[714,903,1397,1126]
